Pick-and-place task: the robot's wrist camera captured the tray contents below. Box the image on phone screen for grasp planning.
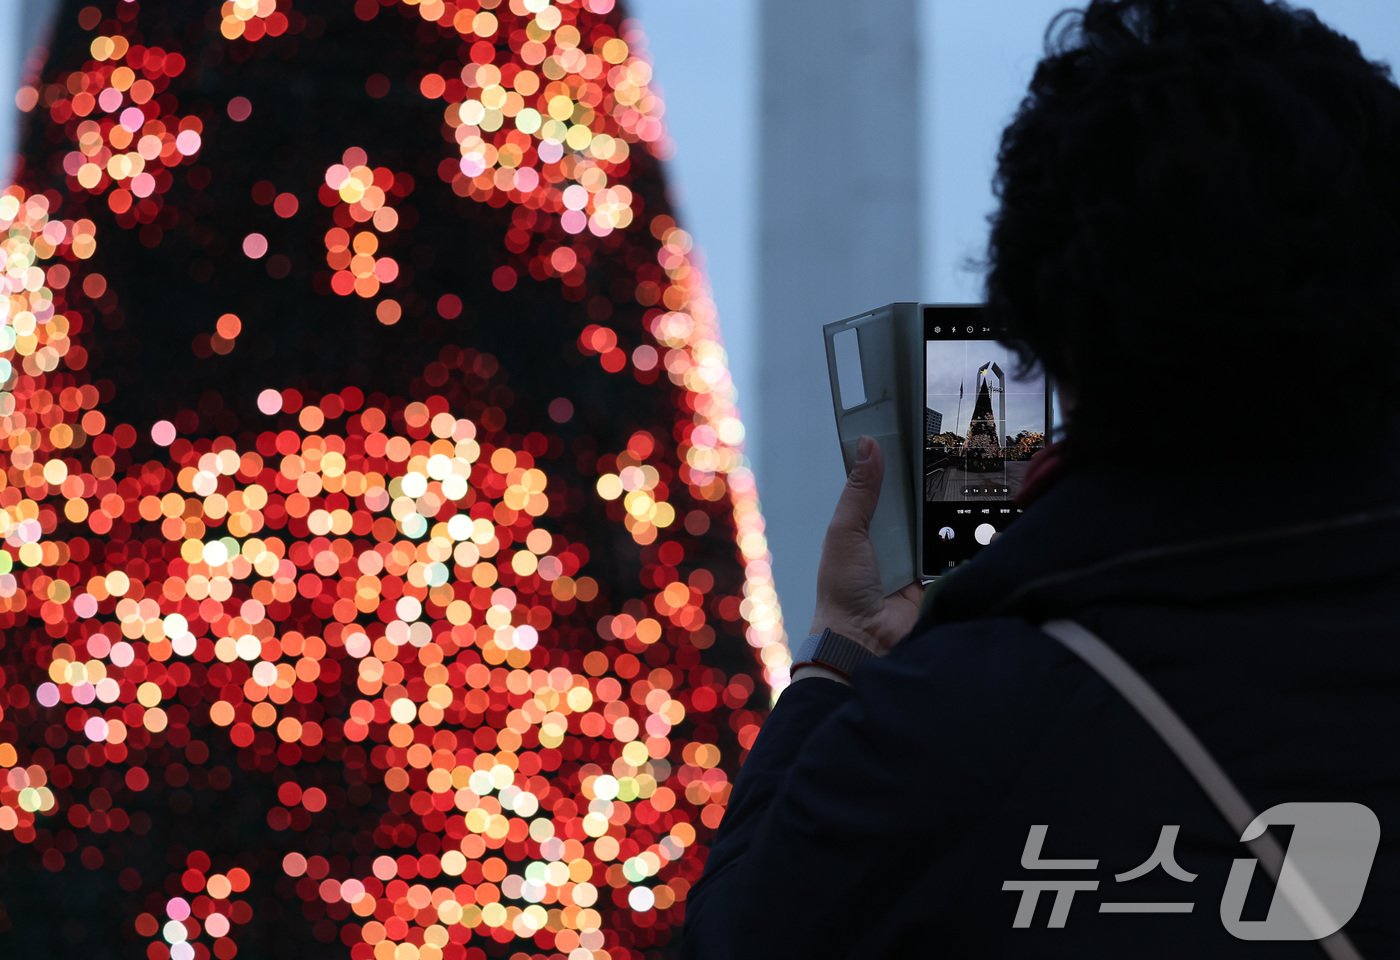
[922,307,1051,577]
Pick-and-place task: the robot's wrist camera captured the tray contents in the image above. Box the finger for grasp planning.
[828,435,884,539]
[894,582,925,605]
[893,583,927,620]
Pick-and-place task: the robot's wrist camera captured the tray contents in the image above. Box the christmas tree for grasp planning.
[0,2,777,956]
[964,378,1004,469]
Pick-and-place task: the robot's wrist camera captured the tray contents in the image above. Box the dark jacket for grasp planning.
[681,462,1400,958]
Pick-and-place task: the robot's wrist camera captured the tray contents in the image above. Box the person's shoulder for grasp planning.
[826,616,1115,832]
[846,616,1104,751]
[857,615,1088,692]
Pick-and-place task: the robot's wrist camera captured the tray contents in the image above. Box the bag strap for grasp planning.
[1040,618,1365,960]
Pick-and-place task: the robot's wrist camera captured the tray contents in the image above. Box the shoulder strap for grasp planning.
[1040,618,1365,960]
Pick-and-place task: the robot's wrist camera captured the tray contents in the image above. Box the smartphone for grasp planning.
[919,305,1053,578]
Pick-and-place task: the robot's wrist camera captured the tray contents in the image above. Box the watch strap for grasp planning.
[791,627,877,679]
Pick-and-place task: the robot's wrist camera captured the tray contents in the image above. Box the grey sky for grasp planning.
[626,0,757,453]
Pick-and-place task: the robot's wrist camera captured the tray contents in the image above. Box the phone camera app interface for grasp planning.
[923,310,1048,575]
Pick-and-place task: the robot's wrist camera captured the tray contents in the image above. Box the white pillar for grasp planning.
[757,0,923,638]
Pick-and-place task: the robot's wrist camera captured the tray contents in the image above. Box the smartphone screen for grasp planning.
[922,306,1051,577]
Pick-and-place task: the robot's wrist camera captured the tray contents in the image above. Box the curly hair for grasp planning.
[986,0,1400,465]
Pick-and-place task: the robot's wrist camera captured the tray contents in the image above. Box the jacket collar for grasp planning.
[920,452,1400,628]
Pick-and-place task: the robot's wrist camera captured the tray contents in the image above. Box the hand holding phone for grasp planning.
[809,435,928,655]
[824,303,1055,586]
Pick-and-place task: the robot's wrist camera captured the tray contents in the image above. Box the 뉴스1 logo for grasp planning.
[1002,802,1380,940]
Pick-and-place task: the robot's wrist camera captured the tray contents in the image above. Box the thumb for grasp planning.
[830,435,884,537]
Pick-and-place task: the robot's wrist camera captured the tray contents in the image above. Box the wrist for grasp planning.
[807,613,882,655]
